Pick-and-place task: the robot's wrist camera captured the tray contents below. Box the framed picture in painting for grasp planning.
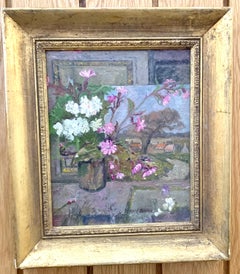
[3,8,231,268]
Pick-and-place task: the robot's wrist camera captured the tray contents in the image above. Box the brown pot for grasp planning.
[78,158,107,192]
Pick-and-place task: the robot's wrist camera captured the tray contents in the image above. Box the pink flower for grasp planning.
[79,69,96,79]
[99,140,117,155]
[163,79,176,89]
[132,163,142,175]
[107,95,118,103]
[135,117,146,132]
[162,185,170,196]
[116,172,125,180]
[100,123,115,135]
[173,90,179,96]
[182,90,190,99]
[110,174,116,180]
[116,86,128,95]
[142,167,157,179]
[67,198,77,205]
[163,94,171,106]
[109,161,116,170]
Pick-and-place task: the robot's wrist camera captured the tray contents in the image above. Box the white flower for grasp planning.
[62,119,75,140]
[154,208,163,217]
[79,96,92,117]
[65,100,80,116]
[91,96,102,113]
[162,197,175,212]
[53,122,63,136]
[58,118,90,141]
[90,118,102,131]
[76,117,90,134]
[79,96,102,118]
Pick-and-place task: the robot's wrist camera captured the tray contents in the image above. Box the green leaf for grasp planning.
[76,143,102,161]
[87,84,113,99]
[49,94,73,134]
[127,98,135,113]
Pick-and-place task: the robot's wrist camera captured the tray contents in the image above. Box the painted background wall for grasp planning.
[0,0,239,274]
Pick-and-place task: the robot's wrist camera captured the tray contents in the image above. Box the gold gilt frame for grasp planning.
[2,8,231,268]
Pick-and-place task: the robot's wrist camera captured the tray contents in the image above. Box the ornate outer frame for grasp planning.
[2,8,231,268]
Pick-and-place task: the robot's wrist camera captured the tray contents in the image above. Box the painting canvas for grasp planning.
[46,49,193,228]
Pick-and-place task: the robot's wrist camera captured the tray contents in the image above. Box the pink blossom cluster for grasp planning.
[98,86,146,159]
[79,69,96,79]
[108,160,125,180]
[99,140,117,155]
[131,114,146,132]
[98,123,118,156]
[107,95,118,103]
[98,122,115,135]
[67,198,77,205]
[132,161,158,179]
[158,79,190,106]
[107,86,128,107]
[163,79,177,89]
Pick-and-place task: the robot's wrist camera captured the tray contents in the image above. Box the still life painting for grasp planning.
[45,48,194,230]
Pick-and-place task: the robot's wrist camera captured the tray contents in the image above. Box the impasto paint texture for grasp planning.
[46,50,191,227]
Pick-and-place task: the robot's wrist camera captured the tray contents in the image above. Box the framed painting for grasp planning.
[38,40,199,236]
[2,8,232,268]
